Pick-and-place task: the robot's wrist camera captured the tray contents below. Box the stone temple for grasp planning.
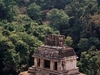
[28,34,80,75]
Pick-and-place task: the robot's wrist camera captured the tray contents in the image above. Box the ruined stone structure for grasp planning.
[28,34,80,75]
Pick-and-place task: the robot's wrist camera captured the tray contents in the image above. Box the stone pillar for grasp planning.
[57,61,63,71]
[50,60,54,70]
[34,57,38,67]
[40,58,44,68]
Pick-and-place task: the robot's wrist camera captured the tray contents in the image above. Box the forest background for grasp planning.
[0,0,100,75]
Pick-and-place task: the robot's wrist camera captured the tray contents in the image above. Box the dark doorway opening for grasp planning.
[37,59,40,67]
[54,62,57,70]
[44,60,50,68]
[49,73,57,75]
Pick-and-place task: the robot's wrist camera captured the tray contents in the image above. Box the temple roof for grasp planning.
[33,34,76,60]
[33,45,76,60]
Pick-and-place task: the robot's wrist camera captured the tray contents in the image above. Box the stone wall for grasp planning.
[63,56,77,70]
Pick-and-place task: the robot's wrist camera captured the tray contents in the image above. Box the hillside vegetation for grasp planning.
[0,0,100,75]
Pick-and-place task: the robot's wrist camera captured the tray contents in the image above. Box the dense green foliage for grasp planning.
[0,0,100,75]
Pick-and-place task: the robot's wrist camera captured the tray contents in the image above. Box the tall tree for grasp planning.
[27,3,42,24]
[0,36,20,75]
[46,8,69,34]
[78,48,100,75]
